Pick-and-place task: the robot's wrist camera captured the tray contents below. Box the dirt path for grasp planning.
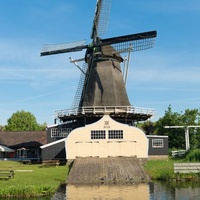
[67,157,150,184]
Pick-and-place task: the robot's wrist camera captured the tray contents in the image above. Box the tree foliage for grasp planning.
[138,120,154,135]
[153,105,200,150]
[4,110,46,131]
[139,105,200,150]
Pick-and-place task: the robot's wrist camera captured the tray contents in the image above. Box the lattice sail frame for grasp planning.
[94,0,111,37]
[41,40,86,55]
[104,37,156,55]
[71,63,88,108]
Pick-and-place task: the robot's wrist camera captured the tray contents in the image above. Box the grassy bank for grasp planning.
[0,160,69,198]
[143,157,200,181]
[1,156,200,198]
[143,159,175,180]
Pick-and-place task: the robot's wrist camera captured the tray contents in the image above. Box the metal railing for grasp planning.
[54,106,155,119]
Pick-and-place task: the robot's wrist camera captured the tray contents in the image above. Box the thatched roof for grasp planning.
[0,131,47,148]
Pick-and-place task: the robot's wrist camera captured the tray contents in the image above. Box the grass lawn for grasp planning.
[143,157,200,181]
[0,160,69,198]
[143,159,175,180]
[1,157,198,197]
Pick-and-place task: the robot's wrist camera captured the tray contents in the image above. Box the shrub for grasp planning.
[186,149,200,162]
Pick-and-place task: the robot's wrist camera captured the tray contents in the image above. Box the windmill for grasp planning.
[41,0,157,125]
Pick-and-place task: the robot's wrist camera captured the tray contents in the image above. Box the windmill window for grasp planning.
[51,128,72,138]
[108,130,123,139]
[152,139,163,148]
[91,130,106,139]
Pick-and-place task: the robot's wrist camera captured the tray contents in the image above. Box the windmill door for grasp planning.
[108,141,120,156]
[76,142,92,157]
[119,141,137,157]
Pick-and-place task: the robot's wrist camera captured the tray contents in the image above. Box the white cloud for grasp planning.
[0,38,85,89]
[128,68,200,84]
[124,47,200,86]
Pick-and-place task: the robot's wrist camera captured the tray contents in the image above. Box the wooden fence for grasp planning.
[174,163,200,173]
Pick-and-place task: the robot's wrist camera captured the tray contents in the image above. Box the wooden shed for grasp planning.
[147,135,168,160]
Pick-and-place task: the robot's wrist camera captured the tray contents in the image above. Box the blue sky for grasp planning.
[1,0,200,125]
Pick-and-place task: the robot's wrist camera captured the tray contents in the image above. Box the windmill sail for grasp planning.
[41,40,87,56]
[91,0,111,41]
[100,31,156,54]
[41,31,156,57]
[71,63,88,108]
[40,0,157,120]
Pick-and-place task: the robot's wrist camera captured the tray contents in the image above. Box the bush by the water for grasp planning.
[186,149,200,162]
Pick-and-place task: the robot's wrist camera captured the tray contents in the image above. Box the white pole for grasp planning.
[124,44,132,86]
[165,125,200,151]
[185,127,190,150]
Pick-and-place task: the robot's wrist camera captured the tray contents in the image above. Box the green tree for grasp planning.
[154,105,184,149]
[4,110,46,131]
[181,109,200,149]
[180,109,199,125]
[138,120,154,135]
[154,105,200,150]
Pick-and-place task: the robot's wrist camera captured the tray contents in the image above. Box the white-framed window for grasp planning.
[108,130,123,139]
[152,139,164,148]
[51,128,72,138]
[17,149,27,158]
[91,130,106,139]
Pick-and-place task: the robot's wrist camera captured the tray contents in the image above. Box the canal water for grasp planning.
[50,181,200,200]
[9,181,200,199]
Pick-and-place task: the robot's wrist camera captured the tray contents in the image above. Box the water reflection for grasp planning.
[155,181,200,200]
[66,183,149,200]
[64,182,200,200]
[8,182,200,199]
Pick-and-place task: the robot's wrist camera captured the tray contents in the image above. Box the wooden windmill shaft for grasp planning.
[81,59,130,107]
[79,45,130,108]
